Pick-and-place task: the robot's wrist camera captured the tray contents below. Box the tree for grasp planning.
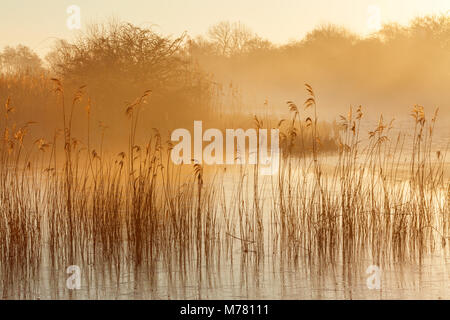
[244,36,273,52]
[47,21,187,91]
[44,21,213,133]
[0,45,43,74]
[207,21,233,56]
[207,21,255,56]
[303,24,358,46]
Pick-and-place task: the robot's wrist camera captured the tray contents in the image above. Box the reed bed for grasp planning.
[0,83,448,299]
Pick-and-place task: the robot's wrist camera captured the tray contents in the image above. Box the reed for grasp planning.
[0,83,448,299]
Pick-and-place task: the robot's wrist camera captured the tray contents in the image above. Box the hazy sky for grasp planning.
[1,0,449,56]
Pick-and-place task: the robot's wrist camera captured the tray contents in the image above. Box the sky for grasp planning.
[1,0,449,57]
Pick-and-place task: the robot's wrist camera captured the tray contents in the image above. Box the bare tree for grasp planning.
[0,45,43,74]
[44,20,212,131]
[230,22,254,55]
[207,21,255,56]
[207,21,233,56]
[46,21,188,92]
